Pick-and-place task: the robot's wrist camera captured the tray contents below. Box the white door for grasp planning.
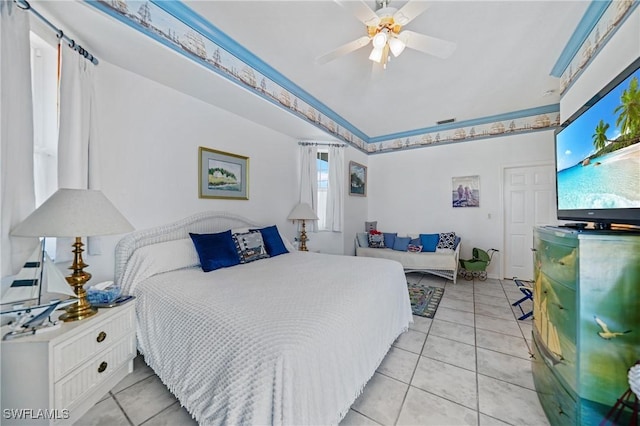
[503,164,556,280]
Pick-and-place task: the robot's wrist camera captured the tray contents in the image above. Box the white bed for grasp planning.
[115,212,412,425]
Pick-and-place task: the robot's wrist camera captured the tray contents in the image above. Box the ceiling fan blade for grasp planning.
[401,30,456,59]
[316,36,372,65]
[393,1,432,26]
[335,0,380,27]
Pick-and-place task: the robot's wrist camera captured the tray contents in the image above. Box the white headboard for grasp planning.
[114,211,261,285]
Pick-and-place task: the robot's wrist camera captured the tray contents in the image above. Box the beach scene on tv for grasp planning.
[556,71,640,210]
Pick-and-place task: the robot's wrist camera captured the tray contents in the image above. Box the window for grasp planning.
[30,32,58,207]
[316,150,328,230]
[30,32,58,256]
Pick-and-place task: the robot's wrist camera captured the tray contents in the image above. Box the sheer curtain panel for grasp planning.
[56,46,102,260]
[299,144,318,233]
[326,145,344,231]
[0,0,38,276]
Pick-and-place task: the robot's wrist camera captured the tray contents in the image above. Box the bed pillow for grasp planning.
[356,232,369,248]
[437,232,457,250]
[119,238,201,295]
[189,230,240,272]
[383,232,397,249]
[419,233,439,252]
[392,236,411,251]
[250,225,288,257]
[233,231,270,263]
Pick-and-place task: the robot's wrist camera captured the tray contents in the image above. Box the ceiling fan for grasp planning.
[317,0,456,68]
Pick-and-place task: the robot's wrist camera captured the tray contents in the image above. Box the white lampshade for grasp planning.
[287,203,318,221]
[11,188,134,237]
[388,36,406,57]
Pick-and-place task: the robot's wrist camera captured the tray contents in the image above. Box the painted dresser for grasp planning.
[531,226,640,425]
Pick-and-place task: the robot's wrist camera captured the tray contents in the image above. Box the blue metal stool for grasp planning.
[512,279,533,320]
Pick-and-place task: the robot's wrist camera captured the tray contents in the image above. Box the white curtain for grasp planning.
[326,145,344,232]
[299,144,318,232]
[56,45,101,261]
[0,0,38,276]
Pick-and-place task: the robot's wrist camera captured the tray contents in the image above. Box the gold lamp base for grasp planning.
[60,237,97,322]
[299,220,309,251]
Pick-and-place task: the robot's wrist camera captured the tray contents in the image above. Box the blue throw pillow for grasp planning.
[383,232,397,249]
[393,236,411,251]
[189,230,240,272]
[250,225,288,257]
[419,233,439,252]
[410,237,421,246]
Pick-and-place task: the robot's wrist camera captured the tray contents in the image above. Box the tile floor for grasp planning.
[76,274,548,426]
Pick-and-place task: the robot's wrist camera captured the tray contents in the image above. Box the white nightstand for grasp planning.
[1,302,136,425]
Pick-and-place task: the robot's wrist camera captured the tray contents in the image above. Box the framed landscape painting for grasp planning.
[349,161,367,196]
[199,147,249,200]
[452,175,480,207]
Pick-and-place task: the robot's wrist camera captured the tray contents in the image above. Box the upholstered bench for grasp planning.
[355,235,461,284]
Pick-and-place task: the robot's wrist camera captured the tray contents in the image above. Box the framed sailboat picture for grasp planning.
[349,161,367,196]
[199,147,249,200]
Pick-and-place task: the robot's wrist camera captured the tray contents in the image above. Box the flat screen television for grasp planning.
[554,56,640,229]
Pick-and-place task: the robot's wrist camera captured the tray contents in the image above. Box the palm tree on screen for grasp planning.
[614,76,640,140]
[592,120,610,151]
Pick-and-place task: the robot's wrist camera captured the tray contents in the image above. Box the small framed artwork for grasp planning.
[349,161,367,196]
[452,175,480,207]
[198,146,249,200]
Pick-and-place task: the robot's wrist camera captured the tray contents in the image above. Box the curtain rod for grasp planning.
[15,0,99,65]
[299,141,346,147]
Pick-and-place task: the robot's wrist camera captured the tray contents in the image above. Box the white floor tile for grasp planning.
[377,346,420,384]
[73,396,129,426]
[478,375,549,426]
[422,334,476,371]
[475,313,523,338]
[476,328,531,360]
[429,319,476,346]
[412,356,477,409]
[351,373,408,426]
[409,315,432,333]
[393,329,427,354]
[396,386,478,426]
[340,409,382,425]
[113,375,178,425]
[476,347,535,390]
[140,402,197,426]
[434,306,475,327]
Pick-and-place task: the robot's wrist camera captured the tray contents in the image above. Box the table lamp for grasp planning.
[287,203,318,251]
[10,188,134,322]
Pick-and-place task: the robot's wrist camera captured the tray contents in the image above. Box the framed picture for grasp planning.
[452,175,480,207]
[198,147,249,200]
[349,161,367,196]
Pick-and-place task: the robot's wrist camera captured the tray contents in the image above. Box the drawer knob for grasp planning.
[97,331,107,343]
[98,361,108,373]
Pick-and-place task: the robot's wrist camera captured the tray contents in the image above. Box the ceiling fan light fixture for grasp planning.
[368,46,384,63]
[388,36,406,57]
[372,31,388,49]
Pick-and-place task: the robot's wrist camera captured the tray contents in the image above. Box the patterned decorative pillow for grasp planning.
[233,231,270,264]
[368,230,385,248]
[436,232,457,250]
[407,244,423,253]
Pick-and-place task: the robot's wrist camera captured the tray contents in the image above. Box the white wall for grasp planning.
[367,130,555,279]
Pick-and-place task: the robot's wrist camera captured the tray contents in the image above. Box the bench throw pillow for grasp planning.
[383,232,397,249]
[250,225,289,257]
[356,232,370,248]
[368,231,385,248]
[419,233,439,252]
[437,232,457,250]
[393,236,411,251]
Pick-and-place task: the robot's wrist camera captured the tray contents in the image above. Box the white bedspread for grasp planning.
[132,252,412,425]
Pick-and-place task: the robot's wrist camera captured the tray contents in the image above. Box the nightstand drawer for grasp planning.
[53,305,135,381]
[54,333,135,409]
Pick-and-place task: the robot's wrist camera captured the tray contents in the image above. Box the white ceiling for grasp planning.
[33,1,590,143]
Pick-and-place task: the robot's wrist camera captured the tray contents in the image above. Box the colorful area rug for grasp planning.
[408,283,445,318]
